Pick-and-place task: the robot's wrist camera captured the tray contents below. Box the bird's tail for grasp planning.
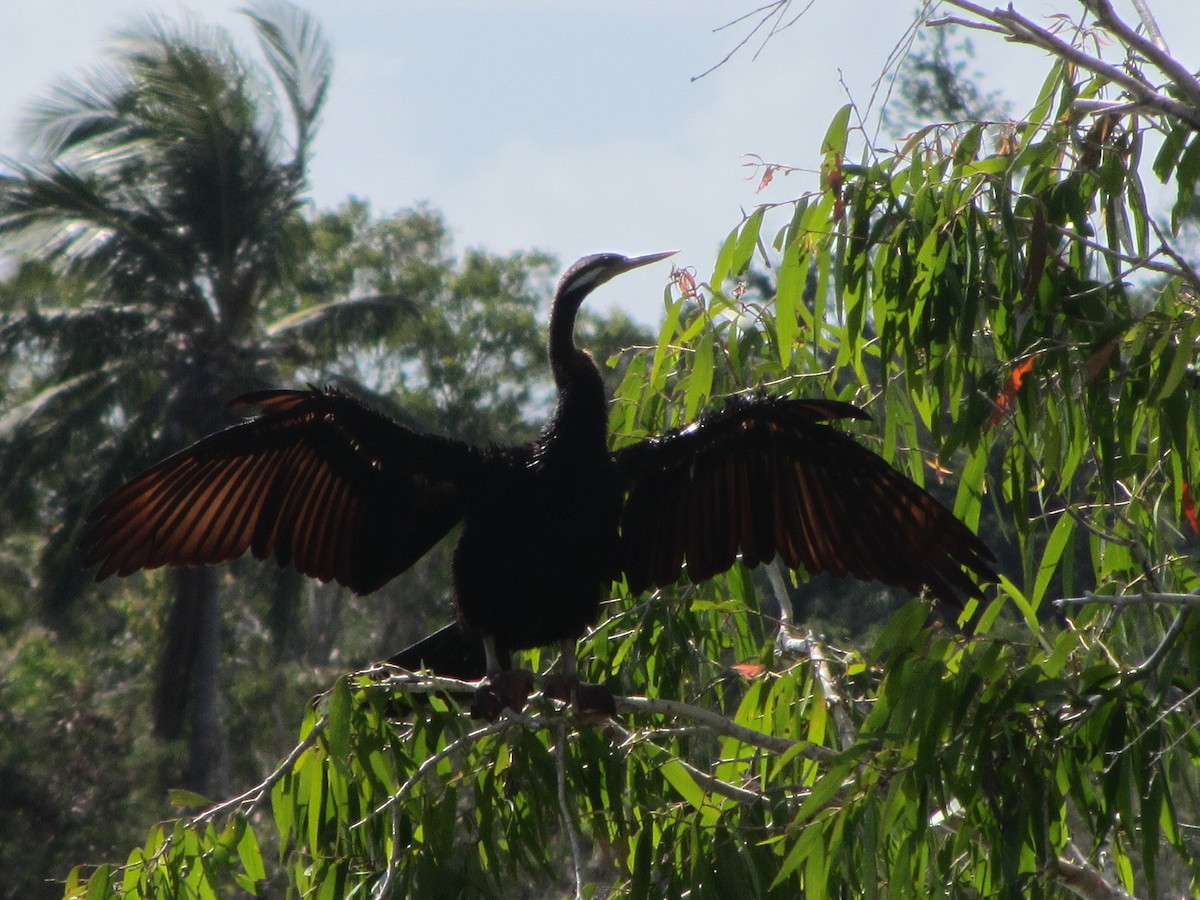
[384,622,507,681]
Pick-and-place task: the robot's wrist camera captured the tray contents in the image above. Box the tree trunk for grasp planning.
[155,567,229,797]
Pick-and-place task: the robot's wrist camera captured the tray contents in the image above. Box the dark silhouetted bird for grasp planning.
[80,251,995,714]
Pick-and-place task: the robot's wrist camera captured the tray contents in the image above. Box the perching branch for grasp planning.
[804,635,858,751]
[364,666,831,759]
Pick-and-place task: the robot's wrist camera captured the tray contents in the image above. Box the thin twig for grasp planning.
[607,721,777,806]
[1045,222,1200,292]
[1055,590,1200,609]
[555,718,585,900]
[805,634,858,751]
[190,716,328,826]
[616,695,830,759]
[370,715,519,900]
[1145,215,1200,294]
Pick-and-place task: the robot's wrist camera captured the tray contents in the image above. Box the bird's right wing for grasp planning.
[613,395,996,606]
[80,387,479,594]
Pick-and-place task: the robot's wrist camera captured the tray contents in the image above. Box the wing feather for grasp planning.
[615,394,996,606]
[81,386,478,594]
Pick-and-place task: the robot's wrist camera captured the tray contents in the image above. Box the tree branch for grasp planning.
[556,717,585,900]
[606,720,776,806]
[944,0,1200,130]
[616,694,830,759]
[1056,840,1137,900]
[190,715,327,825]
[1081,0,1198,108]
[1055,589,1200,609]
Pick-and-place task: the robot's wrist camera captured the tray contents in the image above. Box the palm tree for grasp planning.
[0,2,331,795]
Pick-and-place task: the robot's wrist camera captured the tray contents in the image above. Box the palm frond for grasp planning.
[19,65,139,160]
[244,1,332,165]
[265,292,418,337]
[0,366,119,440]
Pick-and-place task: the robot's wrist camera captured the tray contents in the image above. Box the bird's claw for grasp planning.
[541,674,617,716]
[470,669,535,719]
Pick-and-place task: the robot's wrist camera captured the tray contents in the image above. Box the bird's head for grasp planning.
[555,250,677,314]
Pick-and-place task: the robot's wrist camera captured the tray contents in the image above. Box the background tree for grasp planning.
[0,1,336,797]
[0,17,651,893]
[53,1,1200,899]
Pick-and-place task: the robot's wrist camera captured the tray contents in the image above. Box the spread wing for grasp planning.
[614,395,996,605]
[80,387,479,594]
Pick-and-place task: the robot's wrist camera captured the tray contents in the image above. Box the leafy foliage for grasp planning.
[39,2,1200,898]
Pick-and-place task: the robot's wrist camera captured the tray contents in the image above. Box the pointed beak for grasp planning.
[619,250,678,273]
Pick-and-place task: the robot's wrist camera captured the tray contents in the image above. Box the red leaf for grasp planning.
[731,662,766,680]
[1084,339,1119,383]
[1183,482,1199,536]
[672,267,700,302]
[985,355,1038,432]
[756,165,776,193]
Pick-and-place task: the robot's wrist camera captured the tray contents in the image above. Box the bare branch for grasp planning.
[556,718,585,900]
[1081,0,1198,107]
[617,694,831,759]
[801,634,858,751]
[1055,590,1200,609]
[1126,0,1168,53]
[944,0,1200,130]
[607,720,776,806]
[1057,840,1138,899]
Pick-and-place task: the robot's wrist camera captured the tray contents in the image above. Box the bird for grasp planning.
[79,251,996,716]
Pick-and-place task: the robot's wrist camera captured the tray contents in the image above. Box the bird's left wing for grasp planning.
[80,387,479,594]
[613,395,996,606]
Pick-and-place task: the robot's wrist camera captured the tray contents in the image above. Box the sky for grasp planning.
[3,1,1199,323]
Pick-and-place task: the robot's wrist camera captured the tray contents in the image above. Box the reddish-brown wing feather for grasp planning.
[80,387,476,594]
[615,395,995,605]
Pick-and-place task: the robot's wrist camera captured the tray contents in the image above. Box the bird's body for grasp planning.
[452,435,620,651]
[80,251,997,710]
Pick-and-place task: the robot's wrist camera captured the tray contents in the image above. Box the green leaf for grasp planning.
[731,206,766,277]
[84,865,114,900]
[684,332,714,421]
[711,224,740,287]
[327,677,351,763]
[1154,319,1196,401]
[821,104,853,157]
[236,817,267,885]
[660,758,704,809]
[168,788,213,808]
[1032,514,1075,613]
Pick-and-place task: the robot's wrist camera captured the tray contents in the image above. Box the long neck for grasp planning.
[546,288,607,446]
[548,287,596,390]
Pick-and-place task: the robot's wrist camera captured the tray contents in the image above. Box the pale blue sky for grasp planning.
[3,2,1198,321]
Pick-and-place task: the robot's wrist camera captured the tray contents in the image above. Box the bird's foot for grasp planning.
[541,674,617,717]
[470,669,535,719]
